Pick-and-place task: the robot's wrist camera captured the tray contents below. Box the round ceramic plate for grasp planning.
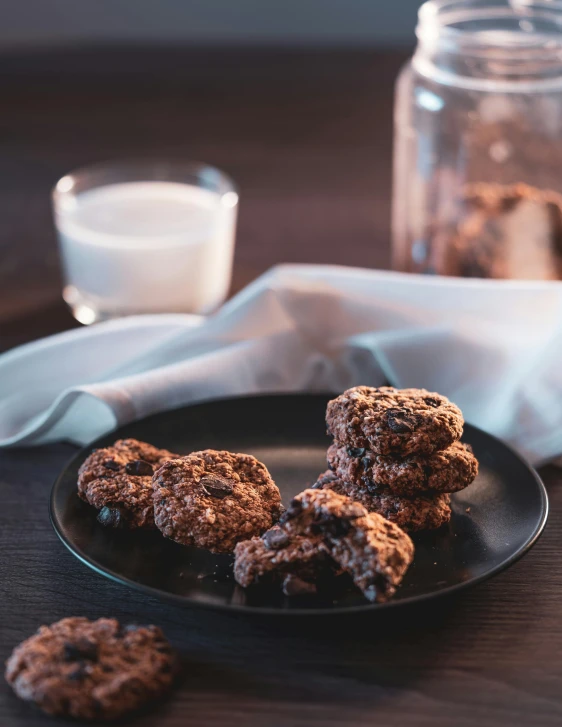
[50,394,548,614]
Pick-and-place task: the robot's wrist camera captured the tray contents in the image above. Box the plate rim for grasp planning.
[49,392,550,616]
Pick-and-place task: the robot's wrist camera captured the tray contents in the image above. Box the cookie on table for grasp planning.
[78,439,178,529]
[327,440,478,496]
[315,470,452,531]
[5,617,176,721]
[326,386,463,457]
[280,488,414,603]
[234,526,338,596]
[153,449,283,554]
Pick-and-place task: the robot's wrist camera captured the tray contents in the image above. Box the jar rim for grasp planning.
[418,0,562,51]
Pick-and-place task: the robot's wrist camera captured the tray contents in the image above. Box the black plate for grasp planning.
[50,394,548,615]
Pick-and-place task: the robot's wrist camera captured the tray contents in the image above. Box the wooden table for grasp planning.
[1,48,561,727]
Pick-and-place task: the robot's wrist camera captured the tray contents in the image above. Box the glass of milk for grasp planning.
[52,160,239,324]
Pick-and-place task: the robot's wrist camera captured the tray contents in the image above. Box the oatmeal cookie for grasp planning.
[280,488,414,602]
[153,450,283,553]
[326,386,463,456]
[78,439,178,528]
[5,617,176,720]
[316,470,452,531]
[327,440,477,496]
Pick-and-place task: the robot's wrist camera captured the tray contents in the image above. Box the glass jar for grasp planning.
[392,0,562,279]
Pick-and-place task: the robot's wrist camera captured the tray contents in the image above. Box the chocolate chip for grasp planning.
[97,506,129,528]
[314,472,336,489]
[346,447,365,459]
[423,465,433,479]
[386,408,417,434]
[125,460,154,476]
[103,459,121,471]
[346,447,366,458]
[282,574,317,596]
[423,396,441,408]
[361,456,372,470]
[67,664,88,681]
[312,512,352,538]
[279,498,303,524]
[63,640,98,663]
[263,527,290,550]
[200,474,234,499]
[288,499,303,516]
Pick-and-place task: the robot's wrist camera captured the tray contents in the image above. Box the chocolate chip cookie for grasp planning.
[327,440,478,496]
[153,450,283,553]
[326,386,463,456]
[78,439,178,529]
[316,471,452,531]
[5,617,176,720]
[280,488,414,602]
[234,526,338,595]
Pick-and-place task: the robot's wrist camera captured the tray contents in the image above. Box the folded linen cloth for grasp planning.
[1,264,561,465]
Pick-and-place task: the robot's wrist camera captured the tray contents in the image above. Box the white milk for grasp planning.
[55,181,238,318]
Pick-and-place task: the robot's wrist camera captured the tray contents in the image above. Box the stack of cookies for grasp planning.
[320,386,478,531]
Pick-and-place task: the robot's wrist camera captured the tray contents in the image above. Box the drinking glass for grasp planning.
[52,159,239,324]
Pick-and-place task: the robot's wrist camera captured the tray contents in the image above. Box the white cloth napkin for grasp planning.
[1,264,562,465]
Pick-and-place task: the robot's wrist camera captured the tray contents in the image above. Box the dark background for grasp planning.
[0,1,422,50]
[1,4,562,726]
[0,46,405,351]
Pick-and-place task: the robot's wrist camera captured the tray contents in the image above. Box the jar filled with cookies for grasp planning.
[392,0,562,279]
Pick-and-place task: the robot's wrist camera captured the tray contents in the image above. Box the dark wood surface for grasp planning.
[1,47,561,727]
